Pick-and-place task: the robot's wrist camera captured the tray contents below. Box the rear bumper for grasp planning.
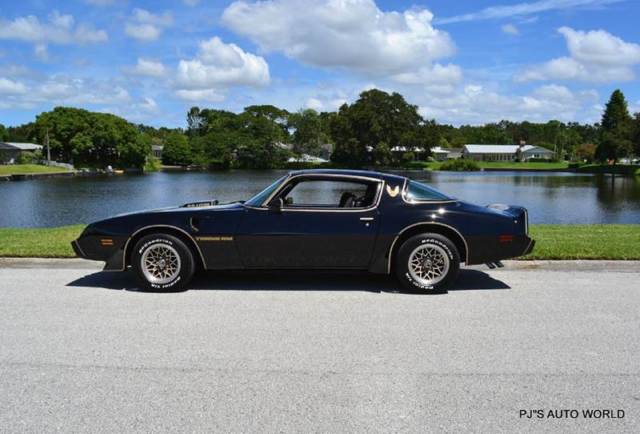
[466,234,535,265]
[523,238,535,256]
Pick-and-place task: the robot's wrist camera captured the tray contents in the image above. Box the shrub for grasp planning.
[439,159,480,171]
[282,161,334,170]
[144,156,161,172]
[16,151,41,164]
[527,158,555,163]
[403,160,428,170]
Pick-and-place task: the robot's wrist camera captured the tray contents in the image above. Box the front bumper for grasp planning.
[71,236,127,271]
[71,239,85,258]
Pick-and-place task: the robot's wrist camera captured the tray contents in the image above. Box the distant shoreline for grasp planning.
[1,163,638,182]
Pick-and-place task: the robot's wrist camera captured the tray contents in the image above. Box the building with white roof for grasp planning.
[462,144,555,162]
[0,142,43,164]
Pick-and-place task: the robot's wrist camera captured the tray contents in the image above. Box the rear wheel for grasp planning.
[395,233,460,293]
[132,234,195,291]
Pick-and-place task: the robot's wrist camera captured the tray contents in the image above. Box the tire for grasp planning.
[395,233,460,293]
[132,234,195,291]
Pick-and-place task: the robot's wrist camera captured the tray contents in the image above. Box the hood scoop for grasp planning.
[182,199,219,208]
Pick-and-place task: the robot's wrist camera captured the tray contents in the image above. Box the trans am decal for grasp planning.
[386,184,400,197]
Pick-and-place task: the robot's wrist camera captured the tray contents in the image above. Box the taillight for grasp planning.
[499,235,513,243]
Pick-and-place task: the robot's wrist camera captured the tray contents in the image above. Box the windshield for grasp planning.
[404,180,452,202]
[245,176,287,207]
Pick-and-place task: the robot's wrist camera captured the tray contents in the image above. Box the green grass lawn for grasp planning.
[525,225,640,260]
[478,161,569,170]
[0,164,72,175]
[0,224,638,260]
[0,225,84,257]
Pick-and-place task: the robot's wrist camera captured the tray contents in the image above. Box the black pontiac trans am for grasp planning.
[72,169,535,292]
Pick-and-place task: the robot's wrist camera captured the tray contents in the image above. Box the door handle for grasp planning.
[359,217,374,221]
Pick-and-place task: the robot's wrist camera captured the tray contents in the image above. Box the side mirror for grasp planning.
[268,197,284,213]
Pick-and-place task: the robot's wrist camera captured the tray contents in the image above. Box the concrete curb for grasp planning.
[1,257,639,272]
[0,258,103,269]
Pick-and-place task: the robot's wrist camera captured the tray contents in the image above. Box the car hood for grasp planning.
[109,201,245,219]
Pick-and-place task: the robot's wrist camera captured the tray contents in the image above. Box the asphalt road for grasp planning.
[0,260,639,433]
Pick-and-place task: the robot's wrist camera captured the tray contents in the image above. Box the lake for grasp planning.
[1,170,639,227]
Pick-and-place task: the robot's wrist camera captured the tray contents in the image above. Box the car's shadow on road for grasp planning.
[66,268,510,294]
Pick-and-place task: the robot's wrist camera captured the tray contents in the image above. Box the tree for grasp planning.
[120,133,151,169]
[331,138,367,166]
[576,143,597,163]
[438,137,450,149]
[162,132,192,166]
[235,113,290,169]
[0,123,7,141]
[596,89,633,163]
[330,89,425,165]
[289,109,330,156]
[373,142,392,166]
[186,107,205,137]
[33,107,147,168]
[633,113,640,157]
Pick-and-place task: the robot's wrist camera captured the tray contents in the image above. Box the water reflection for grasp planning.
[1,170,639,227]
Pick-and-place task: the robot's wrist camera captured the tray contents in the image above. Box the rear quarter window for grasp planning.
[404,180,451,202]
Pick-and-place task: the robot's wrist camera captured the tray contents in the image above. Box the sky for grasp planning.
[1,0,639,128]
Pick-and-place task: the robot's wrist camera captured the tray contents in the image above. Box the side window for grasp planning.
[404,180,452,202]
[282,179,378,208]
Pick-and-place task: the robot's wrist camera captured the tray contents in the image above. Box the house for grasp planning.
[521,145,556,160]
[431,146,462,161]
[0,142,43,164]
[462,144,555,161]
[287,154,329,163]
[151,144,163,159]
[390,146,428,160]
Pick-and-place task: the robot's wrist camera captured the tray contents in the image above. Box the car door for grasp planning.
[236,176,382,269]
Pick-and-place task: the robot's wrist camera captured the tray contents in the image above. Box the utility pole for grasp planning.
[45,128,51,165]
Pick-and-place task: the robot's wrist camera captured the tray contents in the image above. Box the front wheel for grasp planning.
[132,234,195,291]
[395,233,460,293]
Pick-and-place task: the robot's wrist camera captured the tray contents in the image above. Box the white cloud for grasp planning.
[34,44,49,61]
[416,83,600,124]
[391,63,463,92]
[517,27,640,82]
[175,36,269,102]
[502,24,520,35]
[36,77,131,105]
[98,97,162,123]
[126,58,166,77]
[0,75,131,110]
[437,0,622,24]
[222,0,456,77]
[560,26,640,65]
[175,89,225,102]
[304,95,348,112]
[0,78,27,95]
[139,97,158,112]
[0,11,108,45]
[124,8,173,41]
[305,98,324,111]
